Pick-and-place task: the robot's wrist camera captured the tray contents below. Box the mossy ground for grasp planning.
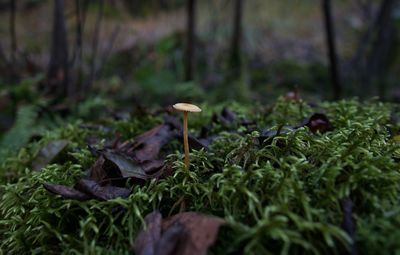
[1,98,400,254]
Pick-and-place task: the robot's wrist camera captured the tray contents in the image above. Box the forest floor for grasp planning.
[0,96,399,254]
[1,3,399,253]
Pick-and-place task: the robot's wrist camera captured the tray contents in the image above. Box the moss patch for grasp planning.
[1,98,400,254]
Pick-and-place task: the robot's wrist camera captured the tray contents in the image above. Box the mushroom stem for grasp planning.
[173,103,201,169]
[183,111,189,169]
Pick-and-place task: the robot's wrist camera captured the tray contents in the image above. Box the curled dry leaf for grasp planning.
[44,179,131,201]
[43,183,90,201]
[75,179,131,201]
[132,124,173,161]
[102,151,163,179]
[103,151,150,179]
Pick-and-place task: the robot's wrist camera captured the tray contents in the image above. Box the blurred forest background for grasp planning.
[0,0,399,136]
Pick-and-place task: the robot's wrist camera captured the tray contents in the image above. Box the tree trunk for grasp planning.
[87,0,104,93]
[184,0,196,81]
[365,0,396,99]
[9,0,17,69]
[68,0,83,99]
[47,0,69,97]
[322,0,342,100]
[230,0,243,69]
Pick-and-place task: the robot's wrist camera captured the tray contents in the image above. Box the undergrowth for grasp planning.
[1,98,400,254]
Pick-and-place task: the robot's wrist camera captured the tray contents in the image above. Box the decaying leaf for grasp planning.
[132,124,173,161]
[302,113,333,133]
[102,151,148,179]
[186,134,209,150]
[141,159,165,175]
[102,151,163,179]
[43,183,90,201]
[90,155,107,182]
[32,140,69,171]
[154,222,186,255]
[44,179,131,201]
[162,212,225,255]
[134,211,163,255]
[212,107,237,126]
[75,179,131,201]
[134,211,225,255]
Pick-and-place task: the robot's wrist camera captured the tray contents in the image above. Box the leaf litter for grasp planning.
[133,211,225,255]
[41,106,341,253]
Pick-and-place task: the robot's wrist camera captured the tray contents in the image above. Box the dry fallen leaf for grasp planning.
[134,211,163,255]
[134,211,225,255]
[74,179,131,201]
[132,124,173,161]
[162,212,225,255]
[43,183,90,201]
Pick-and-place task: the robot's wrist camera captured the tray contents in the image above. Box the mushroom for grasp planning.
[173,103,202,169]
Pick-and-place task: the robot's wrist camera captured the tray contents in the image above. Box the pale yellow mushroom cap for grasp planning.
[173,103,202,113]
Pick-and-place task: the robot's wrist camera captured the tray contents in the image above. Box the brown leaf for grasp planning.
[141,160,165,175]
[175,134,209,150]
[132,124,173,161]
[134,211,163,255]
[43,183,90,201]
[134,212,224,255]
[161,212,225,255]
[102,151,162,180]
[302,113,333,133]
[75,179,131,201]
[32,140,69,171]
[212,108,237,127]
[89,155,107,182]
[154,222,186,255]
[221,107,237,123]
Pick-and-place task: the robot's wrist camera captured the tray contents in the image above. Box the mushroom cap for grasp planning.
[173,103,202,113]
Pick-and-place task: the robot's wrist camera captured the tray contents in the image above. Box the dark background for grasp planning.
[0,0,399,134]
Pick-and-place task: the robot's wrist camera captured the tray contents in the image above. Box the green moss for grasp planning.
[1,99,399,254]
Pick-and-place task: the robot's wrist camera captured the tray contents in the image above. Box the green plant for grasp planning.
[0,99,399,254]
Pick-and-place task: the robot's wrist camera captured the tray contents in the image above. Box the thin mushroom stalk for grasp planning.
[173,103,202,170]
[183,111,189,168]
